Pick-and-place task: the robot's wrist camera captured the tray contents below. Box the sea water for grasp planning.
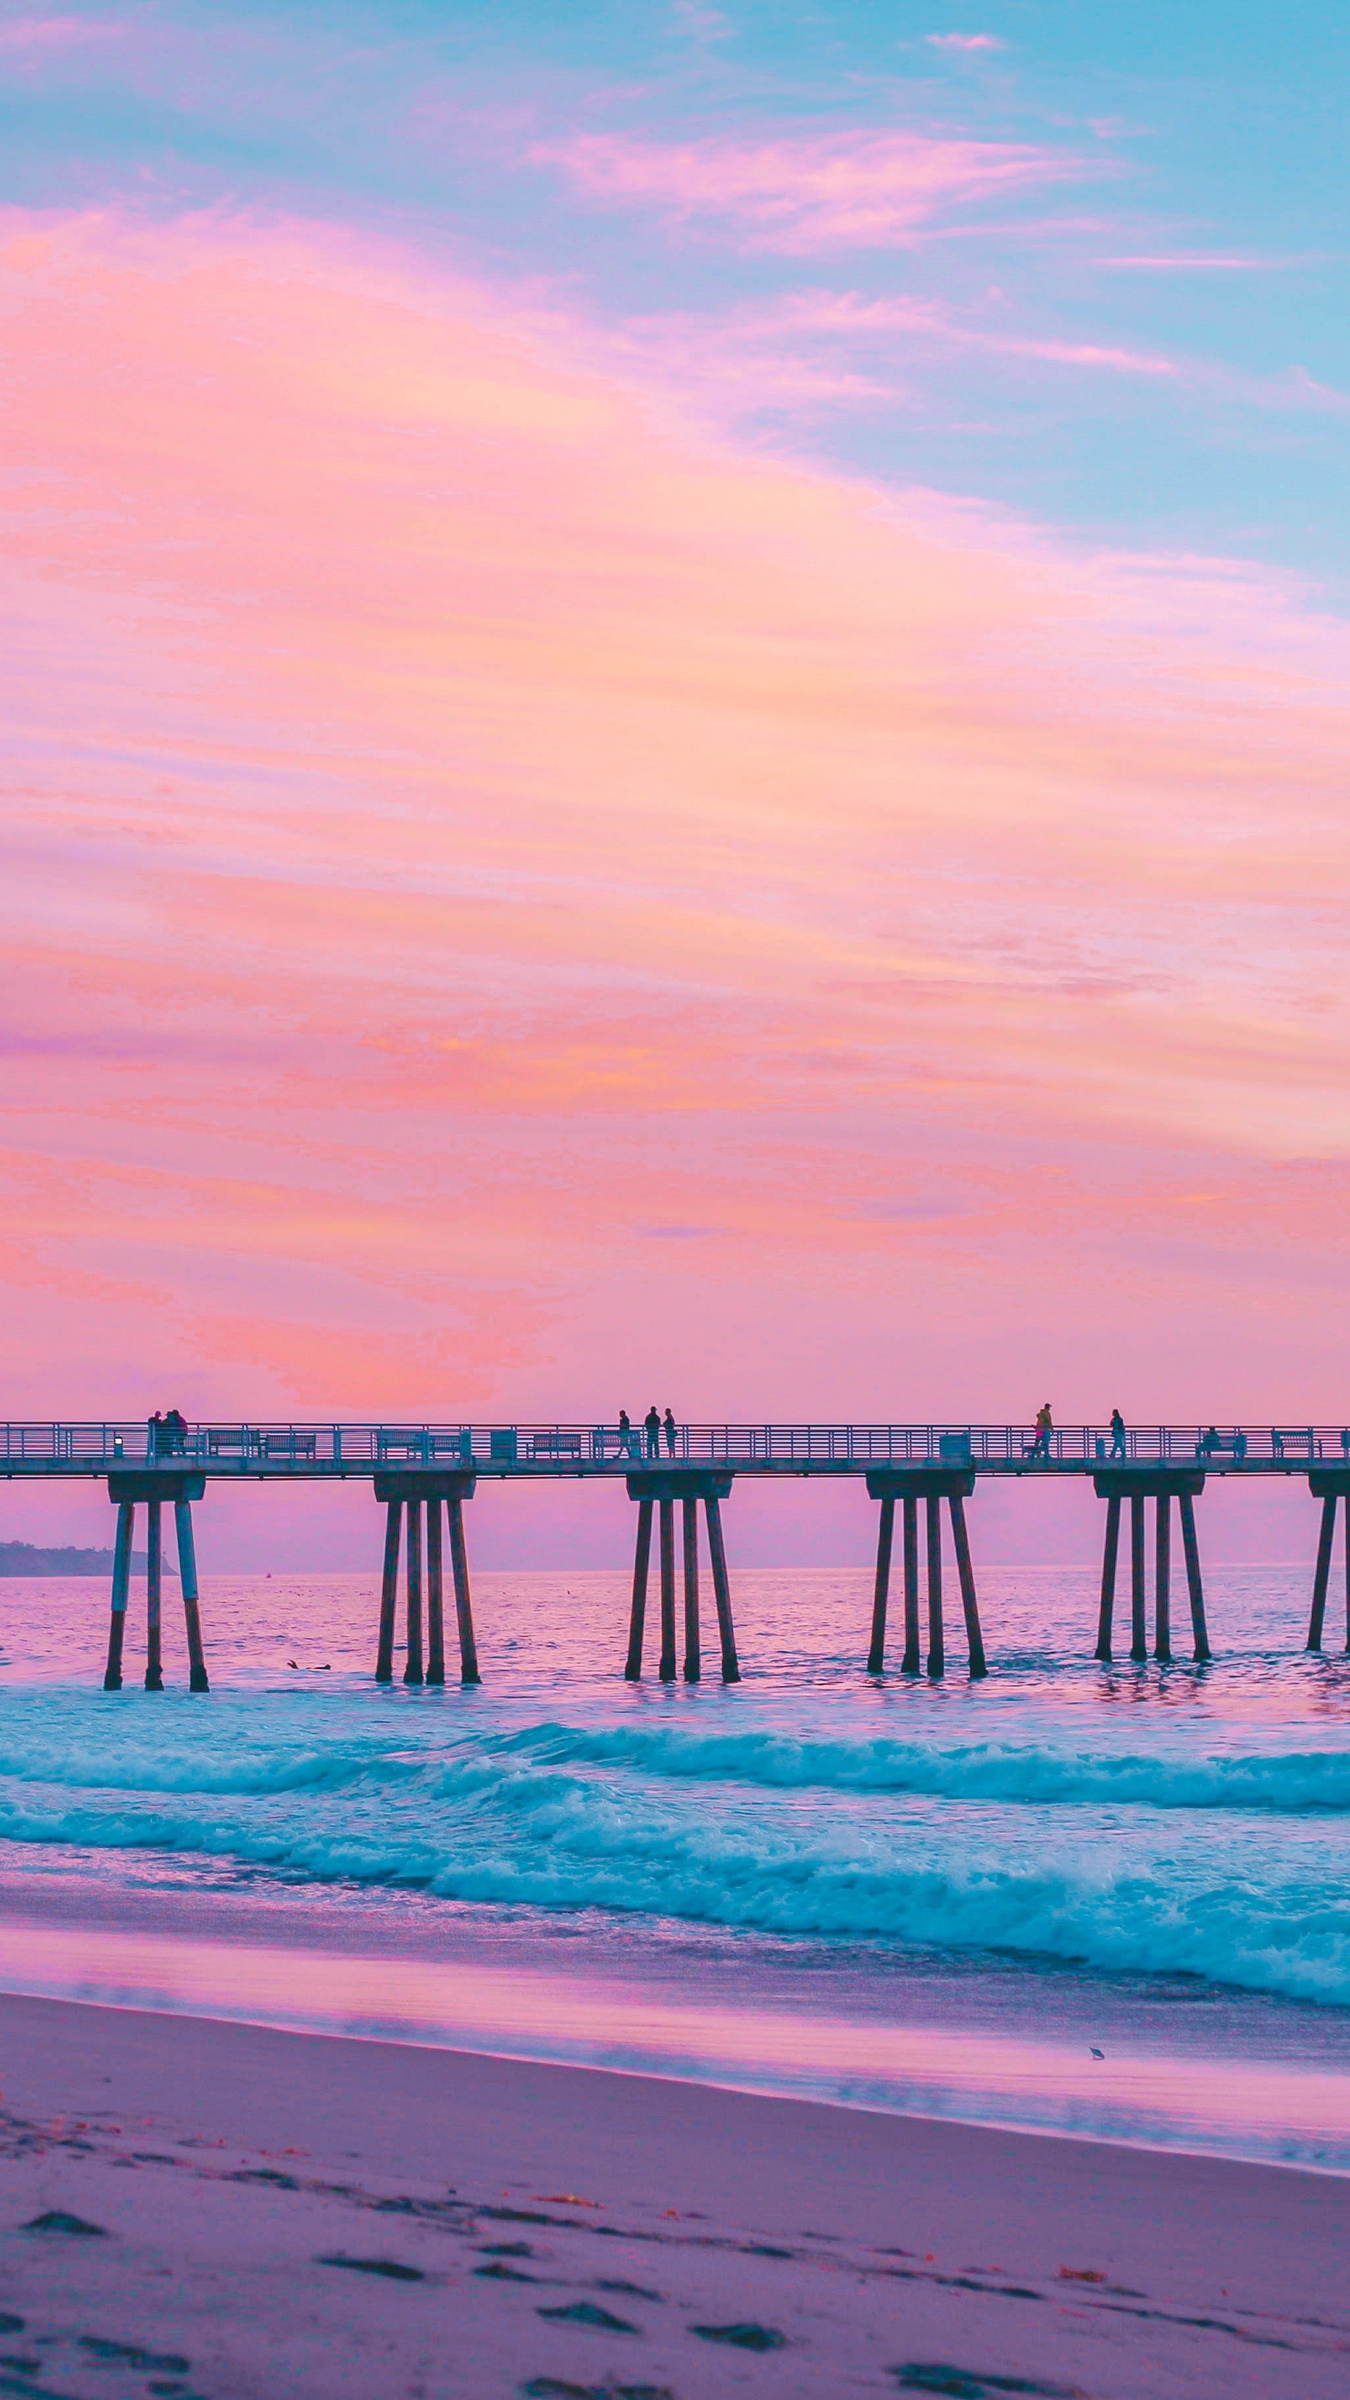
[1,1562,1349,2170]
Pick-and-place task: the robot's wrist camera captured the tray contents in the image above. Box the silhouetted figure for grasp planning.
[1026,1402,1054,1461]
[644,1406,661,1460]
[616,1409,632,1459]
[162,1408,187,1455]
[147,1411,164,1460]
[1109,1408,1126,1460]
[663,1408,677,1457]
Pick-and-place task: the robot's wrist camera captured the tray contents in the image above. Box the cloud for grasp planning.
[532,126,1074,252]
[0,14,120,56]
[1,209,1348,1416]
[925,33,1005,51]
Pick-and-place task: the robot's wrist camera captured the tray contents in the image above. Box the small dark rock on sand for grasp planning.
[691,2321,785,2352]
[23,2212,106,2238]
[314,2252,426,2280]
[537,2302,639,2334]
[894,2368,1084,2398]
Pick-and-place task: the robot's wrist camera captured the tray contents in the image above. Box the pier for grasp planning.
[3,1421,1348,1690]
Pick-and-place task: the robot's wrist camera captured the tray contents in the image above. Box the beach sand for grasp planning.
[0,1992,1345,2398]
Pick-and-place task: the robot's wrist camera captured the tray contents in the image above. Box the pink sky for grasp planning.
[1,206,1348,1523]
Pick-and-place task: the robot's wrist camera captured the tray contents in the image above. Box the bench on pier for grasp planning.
[529,1431,584,1460]
[377,1431,473,1463]
[207,1428,261,1458]
[261,1432,318,1460]
[1195,1431,1247,1461]
[1271,1428,1318,1460]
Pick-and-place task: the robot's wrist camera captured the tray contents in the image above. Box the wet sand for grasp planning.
[0,1990,1345,2398]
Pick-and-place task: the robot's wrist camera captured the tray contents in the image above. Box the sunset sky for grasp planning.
[2,3,1348,1566]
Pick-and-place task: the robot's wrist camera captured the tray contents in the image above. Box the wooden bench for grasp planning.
[530,1431,583,1460]
[207,1428,261,1457]
[1271,1428,1317,1460]
[1195,1431,1247,1460]
[261,1432,318,1459]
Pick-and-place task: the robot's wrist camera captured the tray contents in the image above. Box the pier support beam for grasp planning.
[376,1500,402,1682]
[1306,1474,1350,1652]
[682,1494,701,1683]
[448,1489,480,1686]
[104,1474,207,1693]
[902,1497,920,1675]
[1095,1494,1121,1661]
[425,1498,445,1686]
[1094,1472,1206,1663]
[103,1501,133,1691]
[867,1495,894,1676]
[175,1497,209,1692]
[625,1498,652,1681]
[403,1498,424,1685]
[1154,1491,1172,1664]
[624,1473,738,1682]
[865,1472,984,1678]
[658,1499,677,1683]
[373,1473,478,1686]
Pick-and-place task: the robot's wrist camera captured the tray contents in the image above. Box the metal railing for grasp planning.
[1,1421,1348,1473]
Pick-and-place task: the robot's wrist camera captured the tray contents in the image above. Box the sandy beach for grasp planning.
[0,1993,1342,2400]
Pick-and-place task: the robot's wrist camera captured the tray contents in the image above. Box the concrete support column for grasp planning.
[175,1498,209,1692]
[901,1498,920,1675]
[658,1498,677,1683]
[1129,1495,1148,1662]
[705,1494,739,1684]
[625,1499,653,1680]
[949,1493,986,1679]
[376,1499,402,1683]
[448,1492,479,1686]
[403,1498,424,1686]
[1180,1492,1209,1662]
[925,1494,944,1680]
[103,1501,134,1692]
[144,1500,164,1691]
[1154,1492,1172,1663]
[425,1497,446,1686]
[1095,1494,1120,1662]
[682,1495,700,1683]
[867,1495,894,1675]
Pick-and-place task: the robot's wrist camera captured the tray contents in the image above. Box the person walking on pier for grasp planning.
[616,1409,634,1460]
[663,1408,678,1457]
[1027,1401,1054,1461]
[644,1405,661,1460]
[1109,1408,1127,1460]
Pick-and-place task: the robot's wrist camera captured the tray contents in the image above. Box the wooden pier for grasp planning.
[2,1421,1348,1690]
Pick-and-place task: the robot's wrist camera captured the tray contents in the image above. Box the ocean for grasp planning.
[1,1560,1349,2172]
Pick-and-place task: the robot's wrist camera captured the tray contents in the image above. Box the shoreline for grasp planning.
[2,1881,1350,2179]
[0,1989,1347,2397]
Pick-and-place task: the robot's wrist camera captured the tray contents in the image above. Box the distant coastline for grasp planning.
[0,1541,171,1577]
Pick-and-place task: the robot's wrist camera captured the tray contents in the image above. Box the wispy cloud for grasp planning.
[0,14,120,56]
[533,126,1075,252]
[925,33,1004,52]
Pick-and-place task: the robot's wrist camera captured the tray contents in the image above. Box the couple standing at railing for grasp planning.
[147,1408,189,1459]
[613,1407,679,1461]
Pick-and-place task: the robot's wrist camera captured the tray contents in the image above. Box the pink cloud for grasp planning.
[532,126,1074,251]
[0,14,120,55]
[925,33,1005,51]
[0,209,1347,1421]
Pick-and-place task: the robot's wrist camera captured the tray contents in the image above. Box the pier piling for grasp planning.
[403,1498,424,1686]
[425,1498,445,1685]
[625,1498,652,1680]
[448,1490,479,1685]
[867,1495,894,1675]
[1305,1476,1350,1652]
[1308,1492,1337,1651]
[376,1499,402,1683]
[866,1472,981,1677]
[705,1492,739,1683]
[658,1498,677,1682]
[1180,1492,1209,1661]
[103,1500,133,1691]
[175,1497,209,1691]
[1095,1494,1120,1660]
[1094,1472,1206,1664]
[145,1499,164,1691]
[925,1495,945,1679]
[682,1495,701,1682]
[1129,1496,1147,1661]
[902,1497,920,1674]
[1154,1492,1172,1663]
[950,1492,986,1679]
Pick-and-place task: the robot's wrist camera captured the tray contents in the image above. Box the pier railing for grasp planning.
[3,1421,1349,1476]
